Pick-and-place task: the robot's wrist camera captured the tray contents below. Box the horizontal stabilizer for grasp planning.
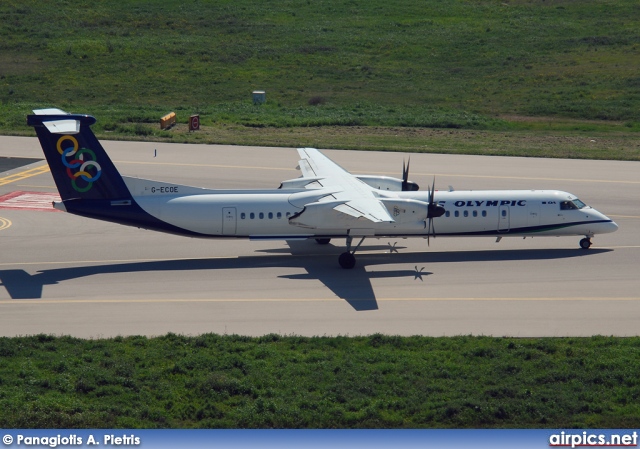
[43,119,80,134]
[33,108,69,116]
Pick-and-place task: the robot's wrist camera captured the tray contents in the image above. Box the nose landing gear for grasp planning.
[580,237,592,249]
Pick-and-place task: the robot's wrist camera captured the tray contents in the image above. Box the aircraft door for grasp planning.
[528,202,540,227]
[498,206,510,232]
[222,207,237,235]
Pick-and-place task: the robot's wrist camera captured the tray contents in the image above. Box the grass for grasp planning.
[1,1,640,430]
[0,0,639,159]
[1,334,640,429]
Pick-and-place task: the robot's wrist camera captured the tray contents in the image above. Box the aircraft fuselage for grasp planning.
[56,179,616,241]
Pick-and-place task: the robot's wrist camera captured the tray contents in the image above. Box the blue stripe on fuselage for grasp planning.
[434,219,614,236]
[62,198,208,237]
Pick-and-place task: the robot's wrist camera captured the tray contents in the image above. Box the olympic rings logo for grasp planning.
[56,135,102,193]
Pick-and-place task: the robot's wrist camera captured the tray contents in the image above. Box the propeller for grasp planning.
[426,177,446,245]
[401,158,419,191]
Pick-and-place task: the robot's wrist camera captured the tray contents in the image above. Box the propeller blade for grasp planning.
[400,157,420,191]
[426,176,442,245]
[401,158,409,191]
[430,177,436,204]
[426,215,436,246]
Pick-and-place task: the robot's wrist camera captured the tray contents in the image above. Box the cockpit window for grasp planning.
[560,199,587,210]
[573,199,586,209]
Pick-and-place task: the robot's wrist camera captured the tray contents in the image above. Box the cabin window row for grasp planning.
[240,212,292,220]
[444,210,489,218]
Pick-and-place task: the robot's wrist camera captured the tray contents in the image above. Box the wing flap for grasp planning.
[297,158,316,178]
[334,200,390,222]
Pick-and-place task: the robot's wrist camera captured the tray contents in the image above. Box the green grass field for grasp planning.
[1,0,639,158]
[2,334,640,429]
[2,1,640,430]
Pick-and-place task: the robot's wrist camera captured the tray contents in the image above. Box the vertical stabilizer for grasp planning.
[27,109,132,201]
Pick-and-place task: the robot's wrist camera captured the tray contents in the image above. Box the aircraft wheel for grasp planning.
[338,252,356,269]
[580,237,592,249]
[315,238,331,245]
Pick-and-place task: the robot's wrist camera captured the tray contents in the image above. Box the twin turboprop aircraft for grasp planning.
[28,109,618,269]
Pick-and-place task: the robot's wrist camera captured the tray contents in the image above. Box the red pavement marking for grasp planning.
[0,191,61,212]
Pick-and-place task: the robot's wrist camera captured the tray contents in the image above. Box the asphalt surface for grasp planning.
[1,136,639,337]
[0,156,40,172]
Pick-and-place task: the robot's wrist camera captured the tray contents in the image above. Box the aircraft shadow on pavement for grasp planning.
[0,245,611,311]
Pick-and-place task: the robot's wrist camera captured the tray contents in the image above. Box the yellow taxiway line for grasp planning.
[1,297,638,306]
[2,159,637,190]
[0,164,50,186]
[0,217,11,231]
[117,160,640,185]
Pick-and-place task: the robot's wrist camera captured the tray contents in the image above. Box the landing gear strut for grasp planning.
[338,235,365,269]
[580,237,592,249]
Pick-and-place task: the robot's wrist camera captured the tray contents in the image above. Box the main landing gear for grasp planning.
[338,235,366,269]
[580,237,592,249]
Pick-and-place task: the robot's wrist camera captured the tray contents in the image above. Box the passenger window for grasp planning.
[241,213,246,219]
[286,212,291,217]
[259,212,264,219]
[501,210,507,217]
[445,211,450,217]
[482,211,487,217]
[454,211,459,217]
[277,212,282,219]
[463,211,468,217]
[473,211,477,217]
[268,212,273,219]
[250,213,255,219]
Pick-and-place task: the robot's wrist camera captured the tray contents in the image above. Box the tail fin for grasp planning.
[27,108,131,201]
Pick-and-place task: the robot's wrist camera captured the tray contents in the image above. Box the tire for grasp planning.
[338,252,356,269]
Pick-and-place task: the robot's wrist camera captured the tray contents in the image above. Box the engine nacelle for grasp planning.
[356,175,419,191]
[379,198,430,223]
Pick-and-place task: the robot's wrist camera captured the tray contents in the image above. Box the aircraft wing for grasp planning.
[295,148,393,223]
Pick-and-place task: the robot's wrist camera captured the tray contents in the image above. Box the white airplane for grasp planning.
[28,108,618,269]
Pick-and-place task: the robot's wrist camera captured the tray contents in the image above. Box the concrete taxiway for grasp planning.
[0,136,639,337]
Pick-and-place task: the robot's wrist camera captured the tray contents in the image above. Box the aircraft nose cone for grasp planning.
[596,217,618,234]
